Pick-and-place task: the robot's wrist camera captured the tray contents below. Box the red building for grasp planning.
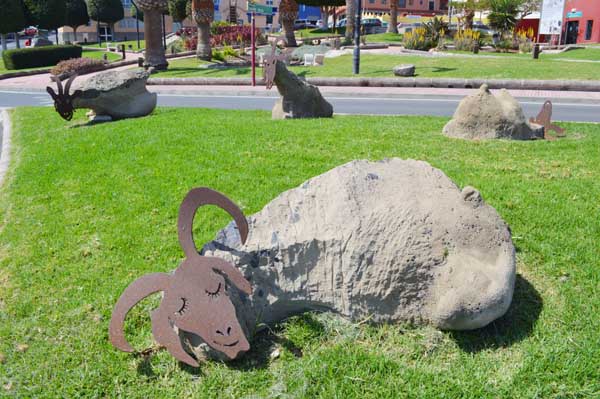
[562,0,600,44]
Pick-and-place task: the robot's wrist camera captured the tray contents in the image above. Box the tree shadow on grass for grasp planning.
[449,274,543,353]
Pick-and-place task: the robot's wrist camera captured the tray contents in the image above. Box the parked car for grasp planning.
[361,18,382,28]
[18,26,38,37]
[397,22,423,34]
[316,19,325,29]
[294,19,317,30]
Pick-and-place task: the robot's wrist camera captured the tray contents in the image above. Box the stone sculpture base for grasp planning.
[443,84,544,140]
[271,61,333,119]
[72,70,157,120]
[186,158,516,361]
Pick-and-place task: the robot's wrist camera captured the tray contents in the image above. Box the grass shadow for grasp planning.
[449,274,543,353]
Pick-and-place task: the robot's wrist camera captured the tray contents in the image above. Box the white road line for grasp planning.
[157,93,600,107]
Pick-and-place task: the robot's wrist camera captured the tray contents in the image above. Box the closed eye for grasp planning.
[176,297,188,315]
[206,282,222,298]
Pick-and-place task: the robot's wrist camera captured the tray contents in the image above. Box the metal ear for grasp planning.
[151,307,200,367]
[109,273,170,352]
[178,187,249,258]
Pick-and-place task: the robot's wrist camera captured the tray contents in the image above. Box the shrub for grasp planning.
[453,29,481,51]
[402,28,435,51]
[516,27,535,53]
[176,25,263,50]
[2,45,83,70]
[50,57,106,77]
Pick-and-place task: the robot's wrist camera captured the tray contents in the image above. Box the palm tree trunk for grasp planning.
[196,22,211,60]
[279,0,298,47]
[387,0,398,33]
[192,0,214,60]
[345,0,355,41]
[14,33,20,48]
[143,9,169,69]
[73,26,78,43]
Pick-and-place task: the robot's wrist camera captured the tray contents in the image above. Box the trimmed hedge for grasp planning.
[2,45,83,70]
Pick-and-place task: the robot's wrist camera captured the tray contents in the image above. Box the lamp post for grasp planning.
[352,0,361,74]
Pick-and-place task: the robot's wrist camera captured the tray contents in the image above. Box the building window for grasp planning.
[408,0,413,6]
[121,0,131,6]
[585,20,593,40]
[369,0,374,3]
[428,0,434,10]
[399,0,405,6]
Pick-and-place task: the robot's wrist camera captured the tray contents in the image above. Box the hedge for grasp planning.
[1,45,83,70]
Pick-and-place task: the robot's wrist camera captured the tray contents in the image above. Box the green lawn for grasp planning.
[153,52,600,80]
[0,107,599,397]
[295,28,344,39]
[365,32,404,43]
[82,49,123,62]
[448,48,600,61]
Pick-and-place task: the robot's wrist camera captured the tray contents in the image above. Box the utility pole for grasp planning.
[352,0,361,74]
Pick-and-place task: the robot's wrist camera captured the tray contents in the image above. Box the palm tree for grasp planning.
[487,0,520,38]
[192,0,215,60]
[387,0,398,34]
[344,0,355,42]
[279,0,299,47]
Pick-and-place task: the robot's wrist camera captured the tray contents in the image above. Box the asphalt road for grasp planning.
[0,89,598,122]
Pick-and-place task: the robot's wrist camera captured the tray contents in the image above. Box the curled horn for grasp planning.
[63,73,78,98]
[177,187,249,258]
[51,75,64,97]
[109,272,170,352]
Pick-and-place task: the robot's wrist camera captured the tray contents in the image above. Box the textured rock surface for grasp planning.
[393,64,416,77]
[72,70,156,119]
[186,159,516,359]
[443,84,544,140]
[271,61,333,119]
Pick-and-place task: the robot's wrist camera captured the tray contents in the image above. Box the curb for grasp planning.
[147,76,600,92]
[0,109,12,187]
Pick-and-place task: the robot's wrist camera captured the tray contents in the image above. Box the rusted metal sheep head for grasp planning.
[109,188,252,367]
[263,41,287,90]
[46,74,81,121]
[530,100,566,140]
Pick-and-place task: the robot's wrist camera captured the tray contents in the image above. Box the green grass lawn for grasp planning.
[82,49,123,62]
[295,28,344,38]
[153,52,600,80]
[448,47,600,61]
[365,32,404,43]
[0,107,599,397]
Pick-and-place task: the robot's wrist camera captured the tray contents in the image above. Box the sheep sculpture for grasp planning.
[109,188,252,367]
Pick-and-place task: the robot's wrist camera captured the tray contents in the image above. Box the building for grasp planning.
[362,0,449,19]
[517,1,600,44]
[58,0,192,43]
[562,0,599,44]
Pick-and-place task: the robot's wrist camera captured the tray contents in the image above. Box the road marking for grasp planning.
[157,93,600,107]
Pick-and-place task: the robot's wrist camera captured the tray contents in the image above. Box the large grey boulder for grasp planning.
[393,64,415,77]
[72,70,156,120]
[443,84,544,140]
[271,61,333,119]
[187,159,516,360]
